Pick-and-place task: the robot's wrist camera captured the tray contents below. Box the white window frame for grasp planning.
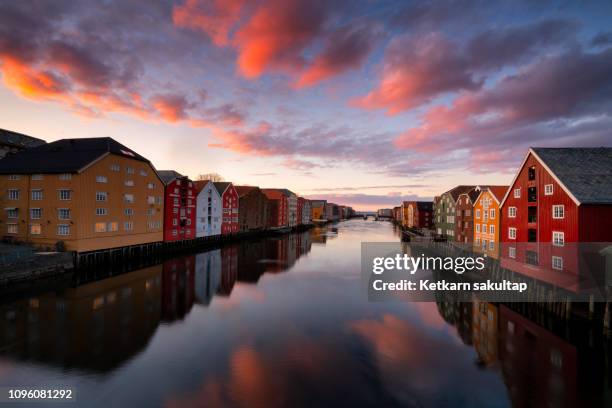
[31,189,43,201]
[96,191,108,202]
[95,208,108,216]
[7,223,18,234]
[514,188,521,198]
[31,174,43,180]
[59,189,72,200]
[489,225,495,234]
[124,194,134,203]
[552,205,564,219]
[30,208,42,220]
[476,224,480,232]
[552,256,563,270]
[508,227,517,240]
[8,189,20,200]
[490,209,495,219]
[544,184,553,195]
[509,247,516,259]
[59,173,72,180]
[57,224,70,236]
[8,175,20,181]
[58,208,71,220]
[508,207,517,218]
[552,231,564,247]
[30,223,42,235]
[96,175,108,183]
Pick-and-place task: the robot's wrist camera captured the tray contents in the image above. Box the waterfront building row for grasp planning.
[0,136,353,253]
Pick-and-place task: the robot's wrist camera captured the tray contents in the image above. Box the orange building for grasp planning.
[473,186,509,258]
[0,137,164,252]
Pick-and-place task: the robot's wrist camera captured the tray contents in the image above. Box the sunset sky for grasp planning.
[1,0,611,210]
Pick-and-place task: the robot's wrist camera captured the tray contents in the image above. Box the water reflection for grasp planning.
[0,221,610,407]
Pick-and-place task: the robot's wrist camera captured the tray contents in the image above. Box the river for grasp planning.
[0,219,610,407]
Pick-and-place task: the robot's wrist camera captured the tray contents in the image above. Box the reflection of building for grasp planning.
[195,249,221,305]
[498,305,577,408]
[162,256,195,321]
[402,201,434,229]
[217,246,238,296]
[0,265,162,372]
[472,298,498,366]
[435,296,473,345]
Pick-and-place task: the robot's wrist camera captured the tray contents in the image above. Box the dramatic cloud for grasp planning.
[394,46,612,171]
[354,19,577,115]
[172,0,246,46]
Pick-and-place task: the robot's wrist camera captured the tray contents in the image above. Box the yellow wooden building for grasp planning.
[473,186,508,258]
[0,137,164,252]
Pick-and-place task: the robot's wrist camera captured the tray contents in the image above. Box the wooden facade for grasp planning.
[159,171,196,242]
[0,138,164,252]
[473,186,508,258]
[235,185,268,232]
[262,189,288,228]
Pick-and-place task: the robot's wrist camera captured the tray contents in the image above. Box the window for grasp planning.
[107,222,118,232]
[528,228,537,242]
[8,189,20,200]
[508,227,517,239]
[508,247,516,259]
[475,209,480,219]
[140,169,148,176]
[483,211,488,222]
[544,184,553,195]
[527,186,537,202]
[172,229,178,236]
[110,164,120,172]
[126,167,134,174]
[147,182,155,189]
[489,225,495,234]
[124,222,134,231]
[155,196,163,204]
[173,207,179,214]
[58,208,71,220]
[489,241,494,250]
[528,206,537,223]
[96,192,108,201]
[528,166,536,181]
[172,218,178,226]
[552,256,563,270]
[30,208,42,219]
[125,180,134,187]
[514,188,521,198]
[31,174,43,180]
[526,250,539,266]
[59,189,72,200]
[124,208,134,216]
[96,175,108,183]
[8,175,20,180]
[490,209,495,219]
[30,223,41,235]
[6,208,18,219]
[476,224,480,232]
[95,222,107,232]
[96,208,108,216]
[553,231,564,246]
[508,207,517,218]
[57,224,70,236]
[147,208,156,216]
[147,196,155,205]
[552,205,564,219]
[124,194,134,203]
[31,189,43,200]
[59,173,71,180]
[7,223,18,234]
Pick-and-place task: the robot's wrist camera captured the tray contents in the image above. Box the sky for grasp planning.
[0,0,611,211]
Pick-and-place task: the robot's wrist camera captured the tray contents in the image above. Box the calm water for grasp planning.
[0,220,610,407]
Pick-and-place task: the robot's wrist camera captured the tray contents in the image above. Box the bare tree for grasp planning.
[197,172,224,182]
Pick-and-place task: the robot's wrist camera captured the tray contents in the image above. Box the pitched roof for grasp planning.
[0,137,150,174]
[416,201,433,211]
[309,199,327,207]
[443,185,476,201]
[261,189,284,200]
[531,147,612,204]
[158,170,185,185]
[193,180,213,194]
[213,181,232,196]
[488,186,509,203]
[0,128,46,150]
[277,188,296,197]
[234,185,260,197]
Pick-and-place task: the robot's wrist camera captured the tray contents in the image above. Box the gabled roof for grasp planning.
[532,147,612,204]
[443,185,476,201]
[261,189,284,200]
[234,185,260,197]
[0,128,46,150]
[278,188,296,197]
[213,182,232,196]
[158,170,185,185]
[501,148,612,206]
[193,180,214,194]
[0,137,150,174]
[309,199,327,207]
[488,186,509,203]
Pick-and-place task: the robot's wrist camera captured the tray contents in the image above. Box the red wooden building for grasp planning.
[501,148,612,244]
[500,148,612,278]
[158,170,196,242]
[297,197,305,225]
[214,182,239,234]
[262,189,288,228]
